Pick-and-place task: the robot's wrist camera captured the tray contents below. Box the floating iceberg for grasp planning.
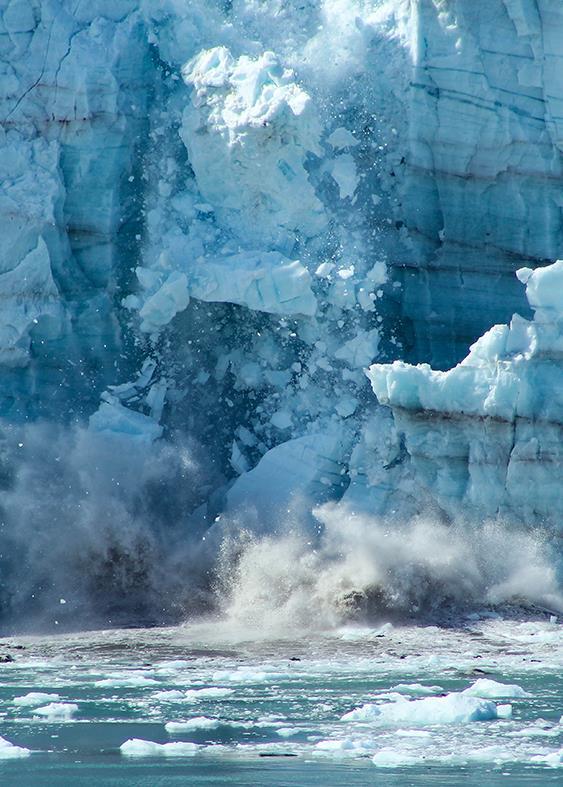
[341,693,501,725]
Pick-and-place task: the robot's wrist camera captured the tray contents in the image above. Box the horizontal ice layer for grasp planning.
[367,261,563,525]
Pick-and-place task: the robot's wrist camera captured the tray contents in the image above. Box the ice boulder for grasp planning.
[463,679,529,699]
[181,46,326,248]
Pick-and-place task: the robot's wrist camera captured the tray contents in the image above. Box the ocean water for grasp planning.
[0,616,561,785]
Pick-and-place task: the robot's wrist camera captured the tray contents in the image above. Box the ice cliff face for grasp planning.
[0,0,561,624]
[1,0,153,416]
[367,261,563,528]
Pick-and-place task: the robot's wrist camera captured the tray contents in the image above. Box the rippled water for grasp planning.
[0,616,561,785]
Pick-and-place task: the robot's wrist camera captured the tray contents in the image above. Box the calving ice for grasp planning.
[0,1,561,785]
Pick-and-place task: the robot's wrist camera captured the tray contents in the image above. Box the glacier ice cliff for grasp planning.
[367,260,563,527]
[0,0,561,626]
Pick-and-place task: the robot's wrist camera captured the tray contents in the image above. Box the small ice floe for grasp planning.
[12,692,60,707]
[0,736,31,759]
[95,673,158,688]
[314,738,375,758]
[121,739,199,757]
[395,729,432,738]
[33,702,79,721]
[390,684,444,696]
[372,748,419,767]
[184,687,235,701]
[462,678,529,699]
[531,748,563,768]
[211,667,283,683]
[276,727,299,738]
[341,692,501,725]
[509,722,561,738]
[153,690,185,701]
[165,717,220,733]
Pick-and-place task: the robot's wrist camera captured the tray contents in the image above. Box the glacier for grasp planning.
[0,0,561,626]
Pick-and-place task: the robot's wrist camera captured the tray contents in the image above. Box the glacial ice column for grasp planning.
[400,0,563,368]
[0,0,153,417]
[367,261,563,527]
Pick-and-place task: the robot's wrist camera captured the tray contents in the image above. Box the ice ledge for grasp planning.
[366,262,563,526]
[368,261,563,424]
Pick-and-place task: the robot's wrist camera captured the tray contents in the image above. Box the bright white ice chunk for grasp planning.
[463,678,529,699]
[372,748,419,767]
[330,154,358,200]
[33,702,79,721]
[390,684,444,696]
[531,748,563,768]
[12,692,60,707]
[120,739,199,757]
[335,328,380,367]
[165,717,220,733]
[137,272,190,334]
[0,736,31,759]
[182,47,325,247]
[188,252,316,317]
[225,431,348,520]
[341,693,500,725]
[183,687,235,701]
